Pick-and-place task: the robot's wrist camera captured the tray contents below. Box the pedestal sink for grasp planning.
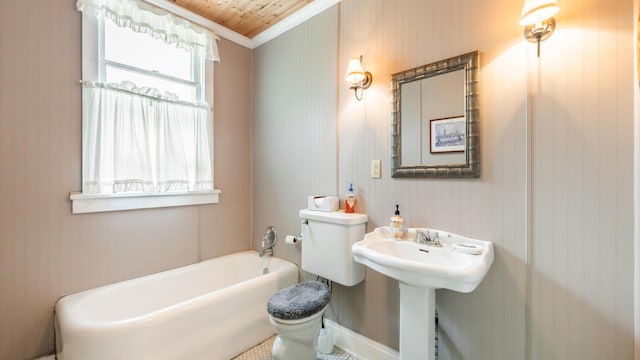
[352,227,494,360]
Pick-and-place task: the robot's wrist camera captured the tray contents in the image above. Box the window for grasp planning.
[102,20,202,103]
[72,0,221,213]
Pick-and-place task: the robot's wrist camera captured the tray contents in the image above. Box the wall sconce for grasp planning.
[520,0,559,57]
[345,55,373,101]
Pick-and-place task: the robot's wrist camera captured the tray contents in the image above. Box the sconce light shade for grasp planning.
[519,0,559,25]
[345,58,366,83]
[520,0,559,56]
[345,55,372,101]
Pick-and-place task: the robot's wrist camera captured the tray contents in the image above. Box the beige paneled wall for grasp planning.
[252,6,339,265]
[202,37,254,260]
[0,1,252,359]
[0,0,634,359]
[254,0,634,359]
[529,0,635,358]
[337,0,529,357]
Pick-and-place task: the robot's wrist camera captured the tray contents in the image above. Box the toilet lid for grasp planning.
[267,281,331,320]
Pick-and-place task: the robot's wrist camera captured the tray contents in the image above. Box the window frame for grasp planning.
[71,11,219,214]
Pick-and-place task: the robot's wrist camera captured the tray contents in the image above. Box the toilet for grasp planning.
[267,281,331,359]
[266,210,367,360]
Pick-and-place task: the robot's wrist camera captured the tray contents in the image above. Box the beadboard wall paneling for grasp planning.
[337,0,528,357]
[201,37,254,260]
[529,0,635,359]
[0,1,252,359]
[252,0,635,359]
[252,5,339,265]
[1,0,635,359]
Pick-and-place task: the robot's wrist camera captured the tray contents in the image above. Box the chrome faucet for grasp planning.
[259,226,277,257]
[414,229,442,247]
[415,229,430,244]
[259,247,273,257]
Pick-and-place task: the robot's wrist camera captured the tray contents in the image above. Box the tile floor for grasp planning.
[232,335,355,360]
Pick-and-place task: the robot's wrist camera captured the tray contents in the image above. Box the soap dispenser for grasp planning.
[345,183,356,213]
[390,204,405,239]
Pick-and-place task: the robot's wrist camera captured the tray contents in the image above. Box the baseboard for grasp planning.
[39,323,396,360]
[324,319,399,360]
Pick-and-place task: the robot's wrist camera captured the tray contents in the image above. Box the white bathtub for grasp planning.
[55,251,298,360]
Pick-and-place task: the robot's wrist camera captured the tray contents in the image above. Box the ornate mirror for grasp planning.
[391,51,479,178]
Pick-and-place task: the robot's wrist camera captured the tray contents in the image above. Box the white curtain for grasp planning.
[77,0,219,61]
[82,82,213,194]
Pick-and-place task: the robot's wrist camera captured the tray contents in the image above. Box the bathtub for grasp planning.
[55,251,298,360]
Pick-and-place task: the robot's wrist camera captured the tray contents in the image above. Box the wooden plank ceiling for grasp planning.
[172,0,313,39]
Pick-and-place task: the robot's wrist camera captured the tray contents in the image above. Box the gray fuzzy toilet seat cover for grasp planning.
[267,281,330,320]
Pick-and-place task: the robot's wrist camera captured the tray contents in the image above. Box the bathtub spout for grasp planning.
[259,248,273,257]
[259,226,277,257]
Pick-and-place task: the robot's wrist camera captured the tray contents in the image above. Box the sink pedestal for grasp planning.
[399,283,436,360]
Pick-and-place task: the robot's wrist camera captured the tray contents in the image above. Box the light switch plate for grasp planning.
[371,160,381,179]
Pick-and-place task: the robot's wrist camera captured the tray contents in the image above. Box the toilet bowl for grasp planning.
[269,306,327,359]
[267,281,331,360]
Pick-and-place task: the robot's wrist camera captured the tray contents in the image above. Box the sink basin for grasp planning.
[352,227,494,360]
[352,227,493,292]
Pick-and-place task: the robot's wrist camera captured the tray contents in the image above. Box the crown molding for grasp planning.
[250,0,341,48]
[143,0,253,48]
[144,0,340,50]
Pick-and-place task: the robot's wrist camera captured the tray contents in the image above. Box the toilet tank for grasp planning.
[299,209,367,286]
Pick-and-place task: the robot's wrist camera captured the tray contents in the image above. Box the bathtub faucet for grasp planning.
[259,226,278,257]
[259,247,273,257]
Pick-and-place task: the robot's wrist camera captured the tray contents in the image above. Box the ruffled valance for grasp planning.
[77,0,219,61]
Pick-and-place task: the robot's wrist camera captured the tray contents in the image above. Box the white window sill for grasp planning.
[70,189,221,214]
